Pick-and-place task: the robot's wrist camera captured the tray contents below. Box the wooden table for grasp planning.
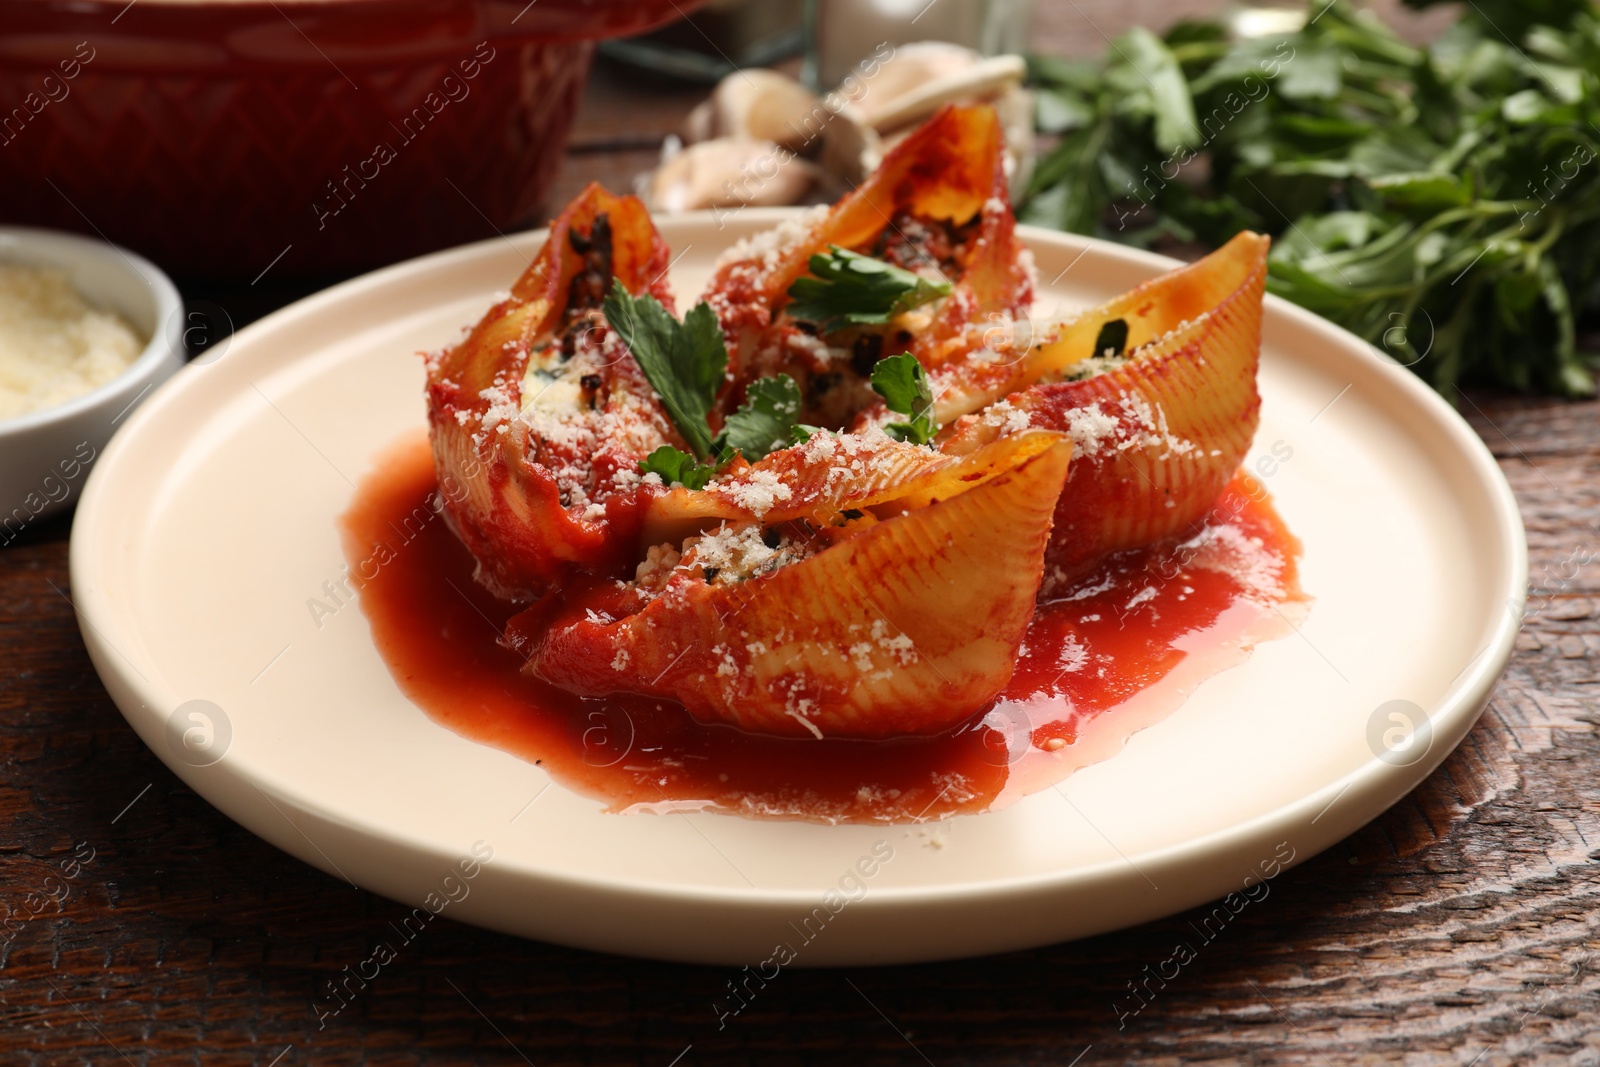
[4,4,1597,1063]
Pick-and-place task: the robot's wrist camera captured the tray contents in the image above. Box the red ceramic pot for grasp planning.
[0,0,691,278]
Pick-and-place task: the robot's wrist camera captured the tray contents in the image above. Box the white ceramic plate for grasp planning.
[71,212,1525,966]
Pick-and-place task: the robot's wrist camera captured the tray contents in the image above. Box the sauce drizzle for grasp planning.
[342,433,1305,824]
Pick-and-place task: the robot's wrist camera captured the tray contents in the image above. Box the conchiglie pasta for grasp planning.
[424,103,1272,740]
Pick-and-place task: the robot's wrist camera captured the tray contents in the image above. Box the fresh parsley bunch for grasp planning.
[1023,0,1600,397]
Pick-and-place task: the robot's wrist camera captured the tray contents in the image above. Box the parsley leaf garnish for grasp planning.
[870,353,939,445]
[602,282,726,460]
[1092,318,1129,359]
[712,374,801,462]
[790,423,826,445]
[639,445,717,490]
[604,284,814,484]
[785,246,952,334]
[640,378,803,486]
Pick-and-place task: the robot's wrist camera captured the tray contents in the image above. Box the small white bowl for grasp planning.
[0,226,184,538]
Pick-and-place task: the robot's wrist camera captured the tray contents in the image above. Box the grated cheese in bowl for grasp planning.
[0,265,145,422]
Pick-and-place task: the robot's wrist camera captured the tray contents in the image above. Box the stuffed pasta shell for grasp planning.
[424,102,1273,744]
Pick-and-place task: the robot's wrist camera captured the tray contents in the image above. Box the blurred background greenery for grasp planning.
[1020,0,1600,398]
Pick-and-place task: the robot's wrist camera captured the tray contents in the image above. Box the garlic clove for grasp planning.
[854,41,983,115]
[682,98,715,144]
[862,53,1027,135]
[645,137,826,213]
[815,100,881,187]
[699,68,830,154]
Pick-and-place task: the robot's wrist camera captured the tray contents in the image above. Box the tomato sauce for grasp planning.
[342,433,1305,824]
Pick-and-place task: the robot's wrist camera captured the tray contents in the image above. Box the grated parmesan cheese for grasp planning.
[717,467,793,518]
[1063,402,1118,458]
[712,204,829,274]
[1116,391,1197,458]
[477,382,519,433]
[0,266,144,421]
[979,399,1032,435]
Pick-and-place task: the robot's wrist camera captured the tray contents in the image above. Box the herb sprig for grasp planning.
[602,284,725,460]
[1022,0,1600,397]
[604,283,806,486]
[785,246,953,334]
[638,445,717,490]
[713,375,802,460]
[871,353,939,445]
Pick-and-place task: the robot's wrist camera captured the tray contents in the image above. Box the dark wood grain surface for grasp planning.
[4,3,1599,1064]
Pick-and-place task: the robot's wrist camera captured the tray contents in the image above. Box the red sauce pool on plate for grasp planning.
[341,434,1305,824]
